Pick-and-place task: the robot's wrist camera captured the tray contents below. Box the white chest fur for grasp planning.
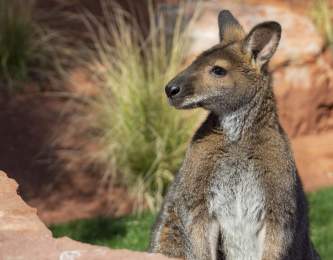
[209,160,266,260]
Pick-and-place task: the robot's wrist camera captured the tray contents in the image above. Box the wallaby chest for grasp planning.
[208,148,265,221]
[183,135,266,216]
[183,137,267,259]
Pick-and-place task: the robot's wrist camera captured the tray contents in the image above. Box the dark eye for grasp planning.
[211,66,227,77]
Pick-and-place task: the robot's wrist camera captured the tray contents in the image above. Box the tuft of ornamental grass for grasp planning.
[79,1,200,211]
[310,0,333,49]
[0,0,75,91]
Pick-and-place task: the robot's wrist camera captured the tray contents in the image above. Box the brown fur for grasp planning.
[149,10,320,260]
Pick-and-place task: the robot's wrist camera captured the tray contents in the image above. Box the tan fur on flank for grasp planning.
[149,10,320,260]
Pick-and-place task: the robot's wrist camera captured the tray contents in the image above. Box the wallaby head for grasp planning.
[165,10,281,115]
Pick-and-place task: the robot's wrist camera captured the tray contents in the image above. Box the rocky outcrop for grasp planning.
[275,49,333,137]
[0,171,174,260]
[291,131,333,191]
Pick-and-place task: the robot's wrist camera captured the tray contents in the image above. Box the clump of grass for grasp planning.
[310,0,333,48]
[79,2,199,211]
[0,0,73,91]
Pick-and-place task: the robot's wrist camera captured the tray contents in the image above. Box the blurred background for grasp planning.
[0,0,332,259]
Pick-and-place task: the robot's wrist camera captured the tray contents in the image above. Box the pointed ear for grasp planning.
[243,21,281,69]
[218,10,245,44]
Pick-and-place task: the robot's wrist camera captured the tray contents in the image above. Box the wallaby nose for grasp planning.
[165,84,180,98]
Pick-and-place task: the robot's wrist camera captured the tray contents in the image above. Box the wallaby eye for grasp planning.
[210,66,227,77]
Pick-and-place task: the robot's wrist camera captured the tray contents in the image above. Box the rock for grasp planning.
[291,131,333,191]
[0,171,175,260]
[0,172,49,234]
[275,49,333,137]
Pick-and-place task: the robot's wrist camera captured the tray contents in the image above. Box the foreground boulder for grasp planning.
[0,171,174,260]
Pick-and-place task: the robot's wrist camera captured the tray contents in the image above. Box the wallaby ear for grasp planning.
[218,10,245,44]
[243,21,281,69]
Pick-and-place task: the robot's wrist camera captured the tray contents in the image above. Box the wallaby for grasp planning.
[149,10,320,260]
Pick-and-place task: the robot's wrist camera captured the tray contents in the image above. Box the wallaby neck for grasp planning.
[215,83,278,142]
